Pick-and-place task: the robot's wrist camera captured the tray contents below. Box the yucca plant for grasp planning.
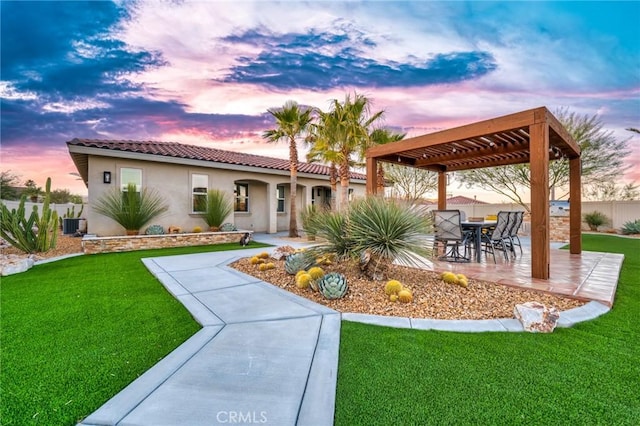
[307,208,354,260]
[93,183,169,235]
[308,196,432,280]
[200,189,233,231]
[348,196,432,280]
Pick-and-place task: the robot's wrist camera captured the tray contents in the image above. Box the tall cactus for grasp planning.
[35,177,58,251]
[0,177,58,253]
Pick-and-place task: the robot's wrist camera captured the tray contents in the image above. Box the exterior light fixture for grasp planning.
[103,171,111,184]
[452,148,457,153]
[489,142,495,147]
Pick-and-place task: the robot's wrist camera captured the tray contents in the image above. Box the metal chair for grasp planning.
[507,211,524,255]
[433,210,472,262]
[481,211,511,263]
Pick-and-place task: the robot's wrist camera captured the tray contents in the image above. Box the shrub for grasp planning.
[93,183,169,234]
[201,190,233,230]
[192,226,202,233]
[621,219,640,235]
[0,177,58,253]
[584,211,608,231]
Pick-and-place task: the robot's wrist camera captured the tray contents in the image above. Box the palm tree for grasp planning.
[326,92,384,209]
[367,128,406,193]
[263,101,313,237]
[307,108,341,210]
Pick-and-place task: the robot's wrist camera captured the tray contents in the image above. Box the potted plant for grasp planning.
[93,183,169,235]
[201,189,233,232]
[23,179,42,202]
[583,211,608,231]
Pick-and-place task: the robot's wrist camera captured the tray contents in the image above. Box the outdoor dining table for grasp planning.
[461,220,497,262]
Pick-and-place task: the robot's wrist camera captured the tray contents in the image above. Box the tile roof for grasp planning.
[67,138,366,180]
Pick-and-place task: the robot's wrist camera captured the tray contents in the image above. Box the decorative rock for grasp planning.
[271,245,296,261]
[514,301,560,333]
[1,254,36,276]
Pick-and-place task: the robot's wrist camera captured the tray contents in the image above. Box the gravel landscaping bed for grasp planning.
[230,255,586,320]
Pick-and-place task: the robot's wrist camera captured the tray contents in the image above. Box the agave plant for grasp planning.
[201,189,233,231]
[93,183,169,235]
[318,272,348,300]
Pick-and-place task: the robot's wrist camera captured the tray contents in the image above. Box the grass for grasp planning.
[0,242,269,426]
[335,234,640,424]
[2,235,638,425]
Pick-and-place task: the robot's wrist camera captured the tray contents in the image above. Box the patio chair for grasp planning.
[507,211,524,255]
[481,211,511,263]
[433,210,472,262]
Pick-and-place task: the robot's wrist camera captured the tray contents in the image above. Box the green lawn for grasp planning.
[2,236,638,425]
[335,234,640,424]
[0,242,269,426]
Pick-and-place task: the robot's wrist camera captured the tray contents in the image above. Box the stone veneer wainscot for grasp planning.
[82,231,252,254]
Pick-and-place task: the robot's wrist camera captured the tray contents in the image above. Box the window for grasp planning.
[192,174,208,213]
[234,183,249,212]
[276,185,285,213]
[348,188,354,201]
[120,168,142,191]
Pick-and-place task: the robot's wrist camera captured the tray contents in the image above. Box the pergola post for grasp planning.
[529,121,550,279]
[438,171,447,210]
[569,157,582,254]
[366,156,377,195]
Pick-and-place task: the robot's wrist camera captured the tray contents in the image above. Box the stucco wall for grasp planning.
[86,156,366,236]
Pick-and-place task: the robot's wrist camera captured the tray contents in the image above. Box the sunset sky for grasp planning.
[1,0,638,202]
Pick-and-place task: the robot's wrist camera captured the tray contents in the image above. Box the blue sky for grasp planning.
[1,0,638,200]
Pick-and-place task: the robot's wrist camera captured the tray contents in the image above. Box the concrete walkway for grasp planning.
[80,238,339,426]
[79,233,613,425]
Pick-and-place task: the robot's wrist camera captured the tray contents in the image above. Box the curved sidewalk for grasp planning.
[79,234,614,425]
[80,246,340,426]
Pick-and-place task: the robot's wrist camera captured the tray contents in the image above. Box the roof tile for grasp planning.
[67,138,366,180]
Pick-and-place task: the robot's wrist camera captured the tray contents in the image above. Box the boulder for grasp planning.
[271,245,296,260]
[1,255,35,276]
[514,301,559,333]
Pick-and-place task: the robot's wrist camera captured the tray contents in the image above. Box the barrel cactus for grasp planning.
[318,272,348,300]
[384,280,403,295]
[296,273,313,289]
[284,252,314,275]
[398,289,413,303]
[308,266,325,280]
[441,271,459,285]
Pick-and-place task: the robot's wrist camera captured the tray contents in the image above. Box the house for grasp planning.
[67,139,367,236]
